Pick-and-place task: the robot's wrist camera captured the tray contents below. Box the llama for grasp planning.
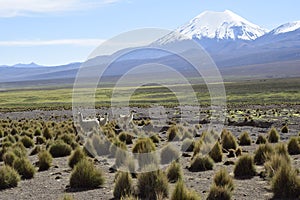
[118,110,136,129]
[77,112,100,133]
[98,113,109,126]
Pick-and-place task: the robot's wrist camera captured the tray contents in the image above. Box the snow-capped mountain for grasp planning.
[157,10,268,45]
[270,21,300,35]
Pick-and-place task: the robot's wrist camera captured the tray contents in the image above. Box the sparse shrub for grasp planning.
[271,165,300,198]
[207,185,232,200]
[70,159,105,189]
[171,180,201,200]
[43,127,53,140]
[92,135,110,156]
[166,161,182,183]
[254,143,274,165]
[167,125,181,141]
[13,157,36,179]
[68,147,86,168]
[0,165,20,190]
[137,166,169,200]
[3,151,17,166]
[268,127,279,143]
[189,155,214,172]
[287,137,300,155]
[221,130,237,151]
[281,125,288,133]
[209,142,223,163]
[38,150,53,171]
[255,134,267,144]
[234,154,256,179]
[239,131,251,146]
[213,168,234,191]
[181,138,194,152]
[49,140,72,158]
[161,144,180,164]
[113,172,133,199]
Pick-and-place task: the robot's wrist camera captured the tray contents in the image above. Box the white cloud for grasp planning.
[0,0,121,17]
[0,39,105,46]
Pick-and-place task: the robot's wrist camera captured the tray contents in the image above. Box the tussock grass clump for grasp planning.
[171,180,201,200]
[20,136,34,148]
[36,136,46,145]
[92,135,110,156]
[0,165,20,190]
[255,134,267,144]
[118,132,134,144]
[34,129,42,136]
[166,161,182,183]
[167,125,181,141]
[68,147,86,169]
[161,144,180,164]
[132,137,155,154]
[181,138,194,152]
[70,159,105,189]
[3,151,17,166]
[268,127,279,143]
[287,137,300,155]
[271,164,300,199]
[234,154,256,179]
[221,130,237,151]
[38,150,53,171]
[213,168,234,191]
[150,134,160,143]
[115,148,130,169]
[209,142,223,163]
[274,143,290,160]
[207,185,232,200]
[110,139,127,157]
[60,194,74,200]
[59,133,75,146]
[49,140,72,158]
[254,143,274,165]
[30,145,41,156]
[189,155,214,172]
[113,172,133,199]
[137,166,169,200]
[239,131,251,146]
[264,154,290,178]
[43,127,53,140]
[281,125,288,133]
[13,157,36,179]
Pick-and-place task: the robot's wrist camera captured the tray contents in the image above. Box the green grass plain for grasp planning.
[0,77,299,111]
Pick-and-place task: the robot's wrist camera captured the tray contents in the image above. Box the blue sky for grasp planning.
[0,0,299,66]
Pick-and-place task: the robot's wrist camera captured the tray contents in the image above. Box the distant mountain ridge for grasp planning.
[1,10,300,84]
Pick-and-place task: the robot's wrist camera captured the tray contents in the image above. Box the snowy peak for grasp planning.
[157,10,268,45]
[271,21,300,35]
